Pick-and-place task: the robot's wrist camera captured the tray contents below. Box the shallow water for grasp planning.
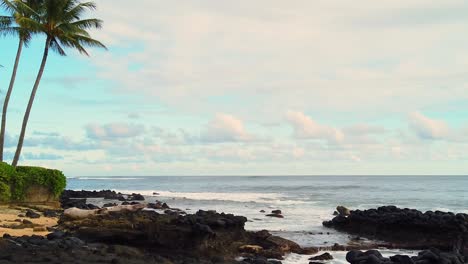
[68,176,468,263]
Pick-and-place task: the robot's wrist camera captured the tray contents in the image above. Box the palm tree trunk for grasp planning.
[0,38,24,162]
[12,37,51,167]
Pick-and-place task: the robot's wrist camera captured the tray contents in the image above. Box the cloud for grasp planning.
[86,0,468,120]
[201,113,253,143]
[86,123,144,140]
[23,153,64,161]
[33,131,60,137]
[343,124,386,136]
[24,134,98,151]
[409,112,449,140]
[286,111,344,143]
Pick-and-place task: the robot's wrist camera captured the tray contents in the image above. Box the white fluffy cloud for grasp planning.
[86,123,144,140]
[86,0,468,119]
[201,113,253,143]
[409,112,450,140]
[286,111,344,143]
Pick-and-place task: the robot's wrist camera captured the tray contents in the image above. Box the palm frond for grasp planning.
[63,1,96,22]
[69,18,102,30]
[0,25,20,37]
[0,0,16,14]
[0,15,13,28]
[50,37,66,56]
[40,0,106,56]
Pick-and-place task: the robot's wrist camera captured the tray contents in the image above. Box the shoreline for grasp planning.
[0,189,466,263]
[0,205,58,237]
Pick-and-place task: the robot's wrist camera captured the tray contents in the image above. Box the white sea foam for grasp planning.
[72,177,141,180]
[283,250,418,264]
[114,189,293,204]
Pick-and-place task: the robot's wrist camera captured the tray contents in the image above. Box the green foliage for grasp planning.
[0,164,66,202]
[0,162,16,183]
[0,181,11,202]
[16,166,66,198]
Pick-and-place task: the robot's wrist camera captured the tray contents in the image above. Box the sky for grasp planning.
[1,0,468,176]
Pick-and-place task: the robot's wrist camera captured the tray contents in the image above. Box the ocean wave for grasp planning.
[70,177,141,180]
[113,189,311,204]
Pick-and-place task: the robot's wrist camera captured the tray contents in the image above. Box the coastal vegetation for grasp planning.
[0,162,65,203]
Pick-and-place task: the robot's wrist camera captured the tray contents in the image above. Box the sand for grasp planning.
[0,205,58,237]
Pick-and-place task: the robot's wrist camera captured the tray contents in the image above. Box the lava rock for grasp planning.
[309,252,334,261]
[25,209,40,219]
[336,206,351,216]
[43,210,58,217]
[324,206,468,252]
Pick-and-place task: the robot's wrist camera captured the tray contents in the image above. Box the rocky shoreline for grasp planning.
[0,192,466,263]
[323,206,468,254]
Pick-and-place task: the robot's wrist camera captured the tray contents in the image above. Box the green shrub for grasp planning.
[0,164,66,202]
[0,181,11,202]
[0,162,16,183]
[15,166,67,199]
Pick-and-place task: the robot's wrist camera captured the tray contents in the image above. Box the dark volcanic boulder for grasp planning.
[346,249,466,264]
[58,209,303,261]
[323,206,468,252]
[128,193,145,201]
[25,209,40,219]
[266,210,284,218]
[336,206,350,216]
[309,252,333,261]
[61,190,122,200]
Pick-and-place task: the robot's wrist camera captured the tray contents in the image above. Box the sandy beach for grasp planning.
[0,205,57,237]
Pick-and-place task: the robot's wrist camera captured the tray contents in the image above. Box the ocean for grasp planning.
[67,176,468,263]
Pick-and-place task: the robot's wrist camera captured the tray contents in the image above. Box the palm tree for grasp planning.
[11,0,106,166]
[0,0,42,162]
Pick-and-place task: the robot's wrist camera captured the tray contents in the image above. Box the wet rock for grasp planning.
[87,204,100,210]
[147,202,164,209]
[61,190,121,200]
[266,214,284,218]
[128,193,145,201]
[336,206,351,216]
[266,210,284,218]
[103,203,118,207]
[242,256,283,264]
[271,210,282,215]
[324,206,468,252]
[346,249,466,264]
[239,245,264,254]
[301,247,320,255]
[264,235,301,253]
[309,252,333,261]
